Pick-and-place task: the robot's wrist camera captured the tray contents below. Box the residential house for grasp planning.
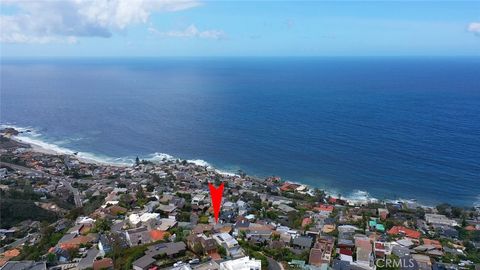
[378,208,389,221]
[425,214,457,227]
[129,213,160,227]
[157,204,177,215]
[338,225,358,250]
[309,236,335,266]
[133,242,187,270]
[194,261,220,270]
[374,241,393,258]
[1,261,47,270]
[433,225,458,239]
[368,219,385,232]
[213,233,241,256]
[93,258,114,270]
[187,234,218,256]
[292,235,313,251]
[411,254,432,270]
[388,226,421,239]
[98,233,128,256]
[213,230,246,257]
[126,227,153,246]
[192,194,207,206]
[315,205,335,216]
[354,235,373,269]
[132,256,155,270]
[219,257,261,270]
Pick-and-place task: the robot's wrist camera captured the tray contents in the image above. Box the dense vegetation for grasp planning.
[0,188,58,228]
[15,222,65,261]
[107,245,148,270]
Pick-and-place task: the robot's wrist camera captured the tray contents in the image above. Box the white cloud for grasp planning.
[149,24,225,40]
[0,0,201,43]
[467,22,480,36]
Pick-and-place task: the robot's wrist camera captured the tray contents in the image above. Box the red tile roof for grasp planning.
[209,252,221,261]
[387,226,421,239]
[423,239,442,249]
[302,218,313,228]
[339,249,353,256]
[280,182,299,191]
[328,197,337,204]
[465,225,476,231]
[93,258,114,270]
[0,249,20,267]
[150,230,169,241]
[59,235,92,250]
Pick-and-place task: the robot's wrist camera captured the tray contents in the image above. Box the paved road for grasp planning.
[267,257,285,270]
[0,233,39,252]
[0,162,83,207]
[0,162,45,176]
[59,178,82,207]
[77,247,99,269]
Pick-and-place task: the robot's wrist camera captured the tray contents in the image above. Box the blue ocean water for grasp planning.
[1,57,479,206]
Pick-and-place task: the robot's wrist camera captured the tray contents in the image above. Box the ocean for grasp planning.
[1,57,479,206]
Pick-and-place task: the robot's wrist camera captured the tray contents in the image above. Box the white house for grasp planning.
[219,257,261,270]
[213,233,239,249]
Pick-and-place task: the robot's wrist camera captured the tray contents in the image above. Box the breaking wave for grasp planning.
[0,123,460,207]
[0,123,238,176]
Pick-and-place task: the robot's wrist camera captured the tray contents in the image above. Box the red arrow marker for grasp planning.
[208,182,224,223]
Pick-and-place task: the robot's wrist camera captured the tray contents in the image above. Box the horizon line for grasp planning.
[2,55,480,60]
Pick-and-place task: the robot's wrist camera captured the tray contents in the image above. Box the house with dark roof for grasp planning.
[1,261,47,270]
[332,260,367,270]
[157,204,177,214]
[234,219,250,230]
[433,225,458,239]
[187,234,217,256]
[292,235,313,251]
[133,256,155,270]
[146,242,187,258]
[338,226,357,249]
[98,233,128,256]
[133,242,187,270]
[126,227,153,246]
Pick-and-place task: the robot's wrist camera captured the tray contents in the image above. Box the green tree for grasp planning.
[94,218,112,232]
[199,215,209,224]
[271,233,280,241]
[47,253,56,263]
[239,230,247,240]
[119,194,133,209]
[135,186,147,207]
[218,245,227,257]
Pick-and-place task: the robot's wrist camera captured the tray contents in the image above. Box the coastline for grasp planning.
[0,124,471,208]
[2,124,238,174]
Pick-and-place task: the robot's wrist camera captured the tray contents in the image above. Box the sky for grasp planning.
[0,0,479,57]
